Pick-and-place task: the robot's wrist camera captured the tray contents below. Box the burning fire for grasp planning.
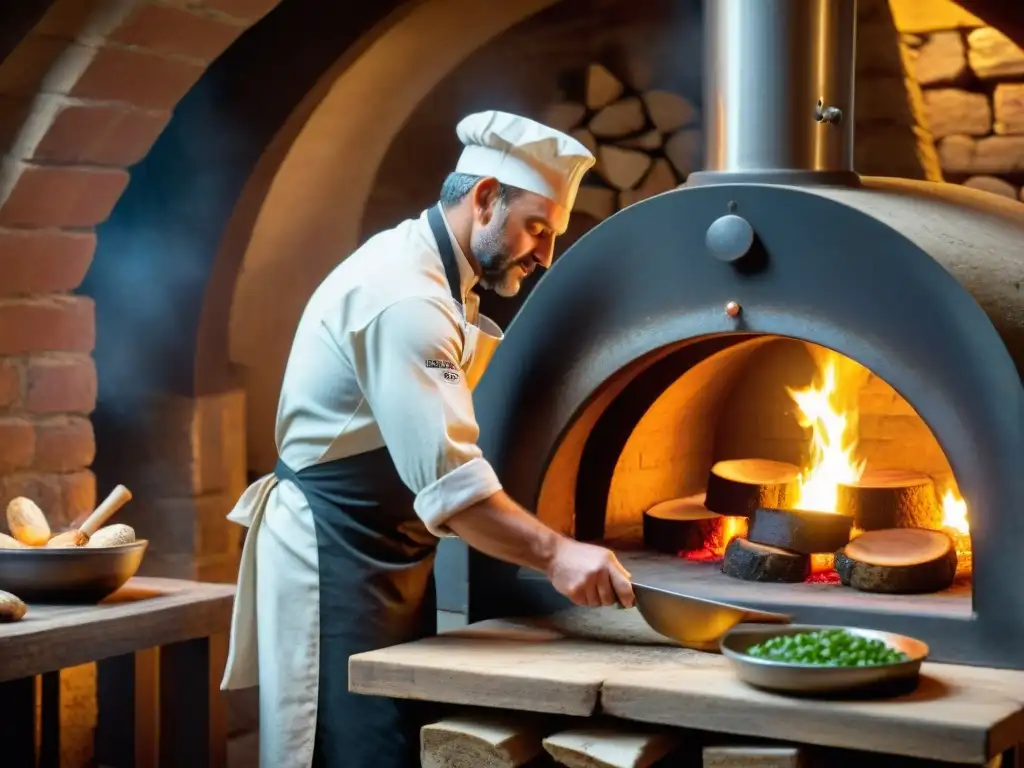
[786,350,971,538]
[941,488,969,535]
[678,350,972,568]
[682,515,748,562]
[786,357,867,514]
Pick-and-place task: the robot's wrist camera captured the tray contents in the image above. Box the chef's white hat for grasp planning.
[455,110,596,228]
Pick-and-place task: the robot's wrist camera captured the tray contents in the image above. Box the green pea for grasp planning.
[745,629,910,667]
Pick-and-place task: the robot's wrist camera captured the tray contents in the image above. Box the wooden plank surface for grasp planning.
[348,618,695,716]
[349,618,1024,765]
[602,662,1024,765]
[0,577,235,682]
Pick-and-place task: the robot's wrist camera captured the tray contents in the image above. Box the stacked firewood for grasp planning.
[540,63,702,222]
[420,710,830,767]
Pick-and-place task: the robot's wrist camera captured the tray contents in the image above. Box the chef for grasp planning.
[219,110,635,768]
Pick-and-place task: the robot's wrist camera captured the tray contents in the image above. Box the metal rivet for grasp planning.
[725,301,741,317]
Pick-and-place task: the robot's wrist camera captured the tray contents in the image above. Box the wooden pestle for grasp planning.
[46,485,133,548]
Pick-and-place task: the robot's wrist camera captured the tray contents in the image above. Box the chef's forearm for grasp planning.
[444,490,563,574]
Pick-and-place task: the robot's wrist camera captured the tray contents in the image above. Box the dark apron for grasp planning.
[273,205,465,768]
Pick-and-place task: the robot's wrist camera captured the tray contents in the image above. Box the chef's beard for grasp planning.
[471,204,528,298]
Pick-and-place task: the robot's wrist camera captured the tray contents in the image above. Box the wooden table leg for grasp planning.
[0,676,36,767]
[96,648,159,768]
[158,634,228,768]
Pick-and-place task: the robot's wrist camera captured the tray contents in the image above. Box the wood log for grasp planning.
[597,146,652,191]
[619,158,676,208]
[834,528,958,594]
[643,493,729,554]
[543,726,680,768]
[586,64,624,109]
[573,186,617,221]
[722,537,810,583]
[619,129,662,151]
[421,712,548,768]
[542,102,587,132]
[572,128,598,156]
[703,745,805,767]
[748,507,853,555]
[642,90,698,133]
[704,459,800,517]
[665,128,702,178]
[621,57,654,92]
[836,469,941,530]
[589,97,646,139]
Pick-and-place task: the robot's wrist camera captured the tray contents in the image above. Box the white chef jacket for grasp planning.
[273,204,504,535]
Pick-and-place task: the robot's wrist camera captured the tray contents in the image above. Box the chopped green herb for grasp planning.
[745,629,909,667]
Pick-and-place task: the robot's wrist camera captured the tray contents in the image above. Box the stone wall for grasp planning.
[364,0,937,334]
[898,7,1024,199]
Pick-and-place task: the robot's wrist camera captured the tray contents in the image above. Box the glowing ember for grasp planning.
[786,357,867,514]
[805,569,842,585]
[714,516,747,554]
[681,515,748,562]
[680,547,723,564]
[810,553,835,574]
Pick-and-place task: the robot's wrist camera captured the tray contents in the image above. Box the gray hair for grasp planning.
[439,172,522,207]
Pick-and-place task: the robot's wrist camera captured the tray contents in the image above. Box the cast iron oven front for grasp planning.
[455,181,1024,670]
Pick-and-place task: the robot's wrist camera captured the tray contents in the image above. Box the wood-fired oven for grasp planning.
[438,0,1024,670]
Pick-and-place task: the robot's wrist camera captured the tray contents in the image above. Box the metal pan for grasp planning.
[0,541,148,604]
[720,623,928,695]
[630,582,791,651]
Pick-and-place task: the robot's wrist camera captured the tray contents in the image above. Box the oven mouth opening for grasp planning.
[535,333,972,619]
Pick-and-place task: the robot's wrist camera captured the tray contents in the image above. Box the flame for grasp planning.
[786,356,867,513]
[717,516,747,554]
[941,488,969,534]
[681,515,748,563]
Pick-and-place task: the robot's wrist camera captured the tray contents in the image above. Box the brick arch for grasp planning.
[0,0,285,527]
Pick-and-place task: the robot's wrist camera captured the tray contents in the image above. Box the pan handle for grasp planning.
[740,607,792,624]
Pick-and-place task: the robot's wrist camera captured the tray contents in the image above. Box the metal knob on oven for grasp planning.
[706,214,754,263]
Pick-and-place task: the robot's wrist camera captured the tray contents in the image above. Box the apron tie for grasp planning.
[221,470,279,690]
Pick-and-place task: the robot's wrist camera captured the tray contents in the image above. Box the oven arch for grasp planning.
[457,180,1024,669]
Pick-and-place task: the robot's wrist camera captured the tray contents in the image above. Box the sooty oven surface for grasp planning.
[456,179,1024,670]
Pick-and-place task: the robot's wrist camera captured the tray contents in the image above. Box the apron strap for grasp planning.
[274,457,301,487]
[427,204,464,306]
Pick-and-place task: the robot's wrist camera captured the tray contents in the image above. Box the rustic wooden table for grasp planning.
[0,576,235,768]
[350,614,1024,766]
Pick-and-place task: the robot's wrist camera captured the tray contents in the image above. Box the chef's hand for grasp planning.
[547,538,635,609]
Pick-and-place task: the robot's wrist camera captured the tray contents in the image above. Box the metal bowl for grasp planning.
[0,540,148,603]
[720,623,928,696]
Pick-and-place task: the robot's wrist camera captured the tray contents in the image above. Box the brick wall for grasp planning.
[0,0,279,544]
[0,3,278,763]
[898,8,1024,199]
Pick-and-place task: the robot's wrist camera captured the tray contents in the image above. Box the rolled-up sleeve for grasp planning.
[348,296,502,536]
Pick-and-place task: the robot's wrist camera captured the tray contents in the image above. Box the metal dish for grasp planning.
[0,540,148,603]
[720,623,928,696]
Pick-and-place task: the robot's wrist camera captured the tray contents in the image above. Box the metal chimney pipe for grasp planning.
[688,0,859,186]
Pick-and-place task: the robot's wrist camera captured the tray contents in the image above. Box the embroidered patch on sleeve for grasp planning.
[425,359,461,383]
